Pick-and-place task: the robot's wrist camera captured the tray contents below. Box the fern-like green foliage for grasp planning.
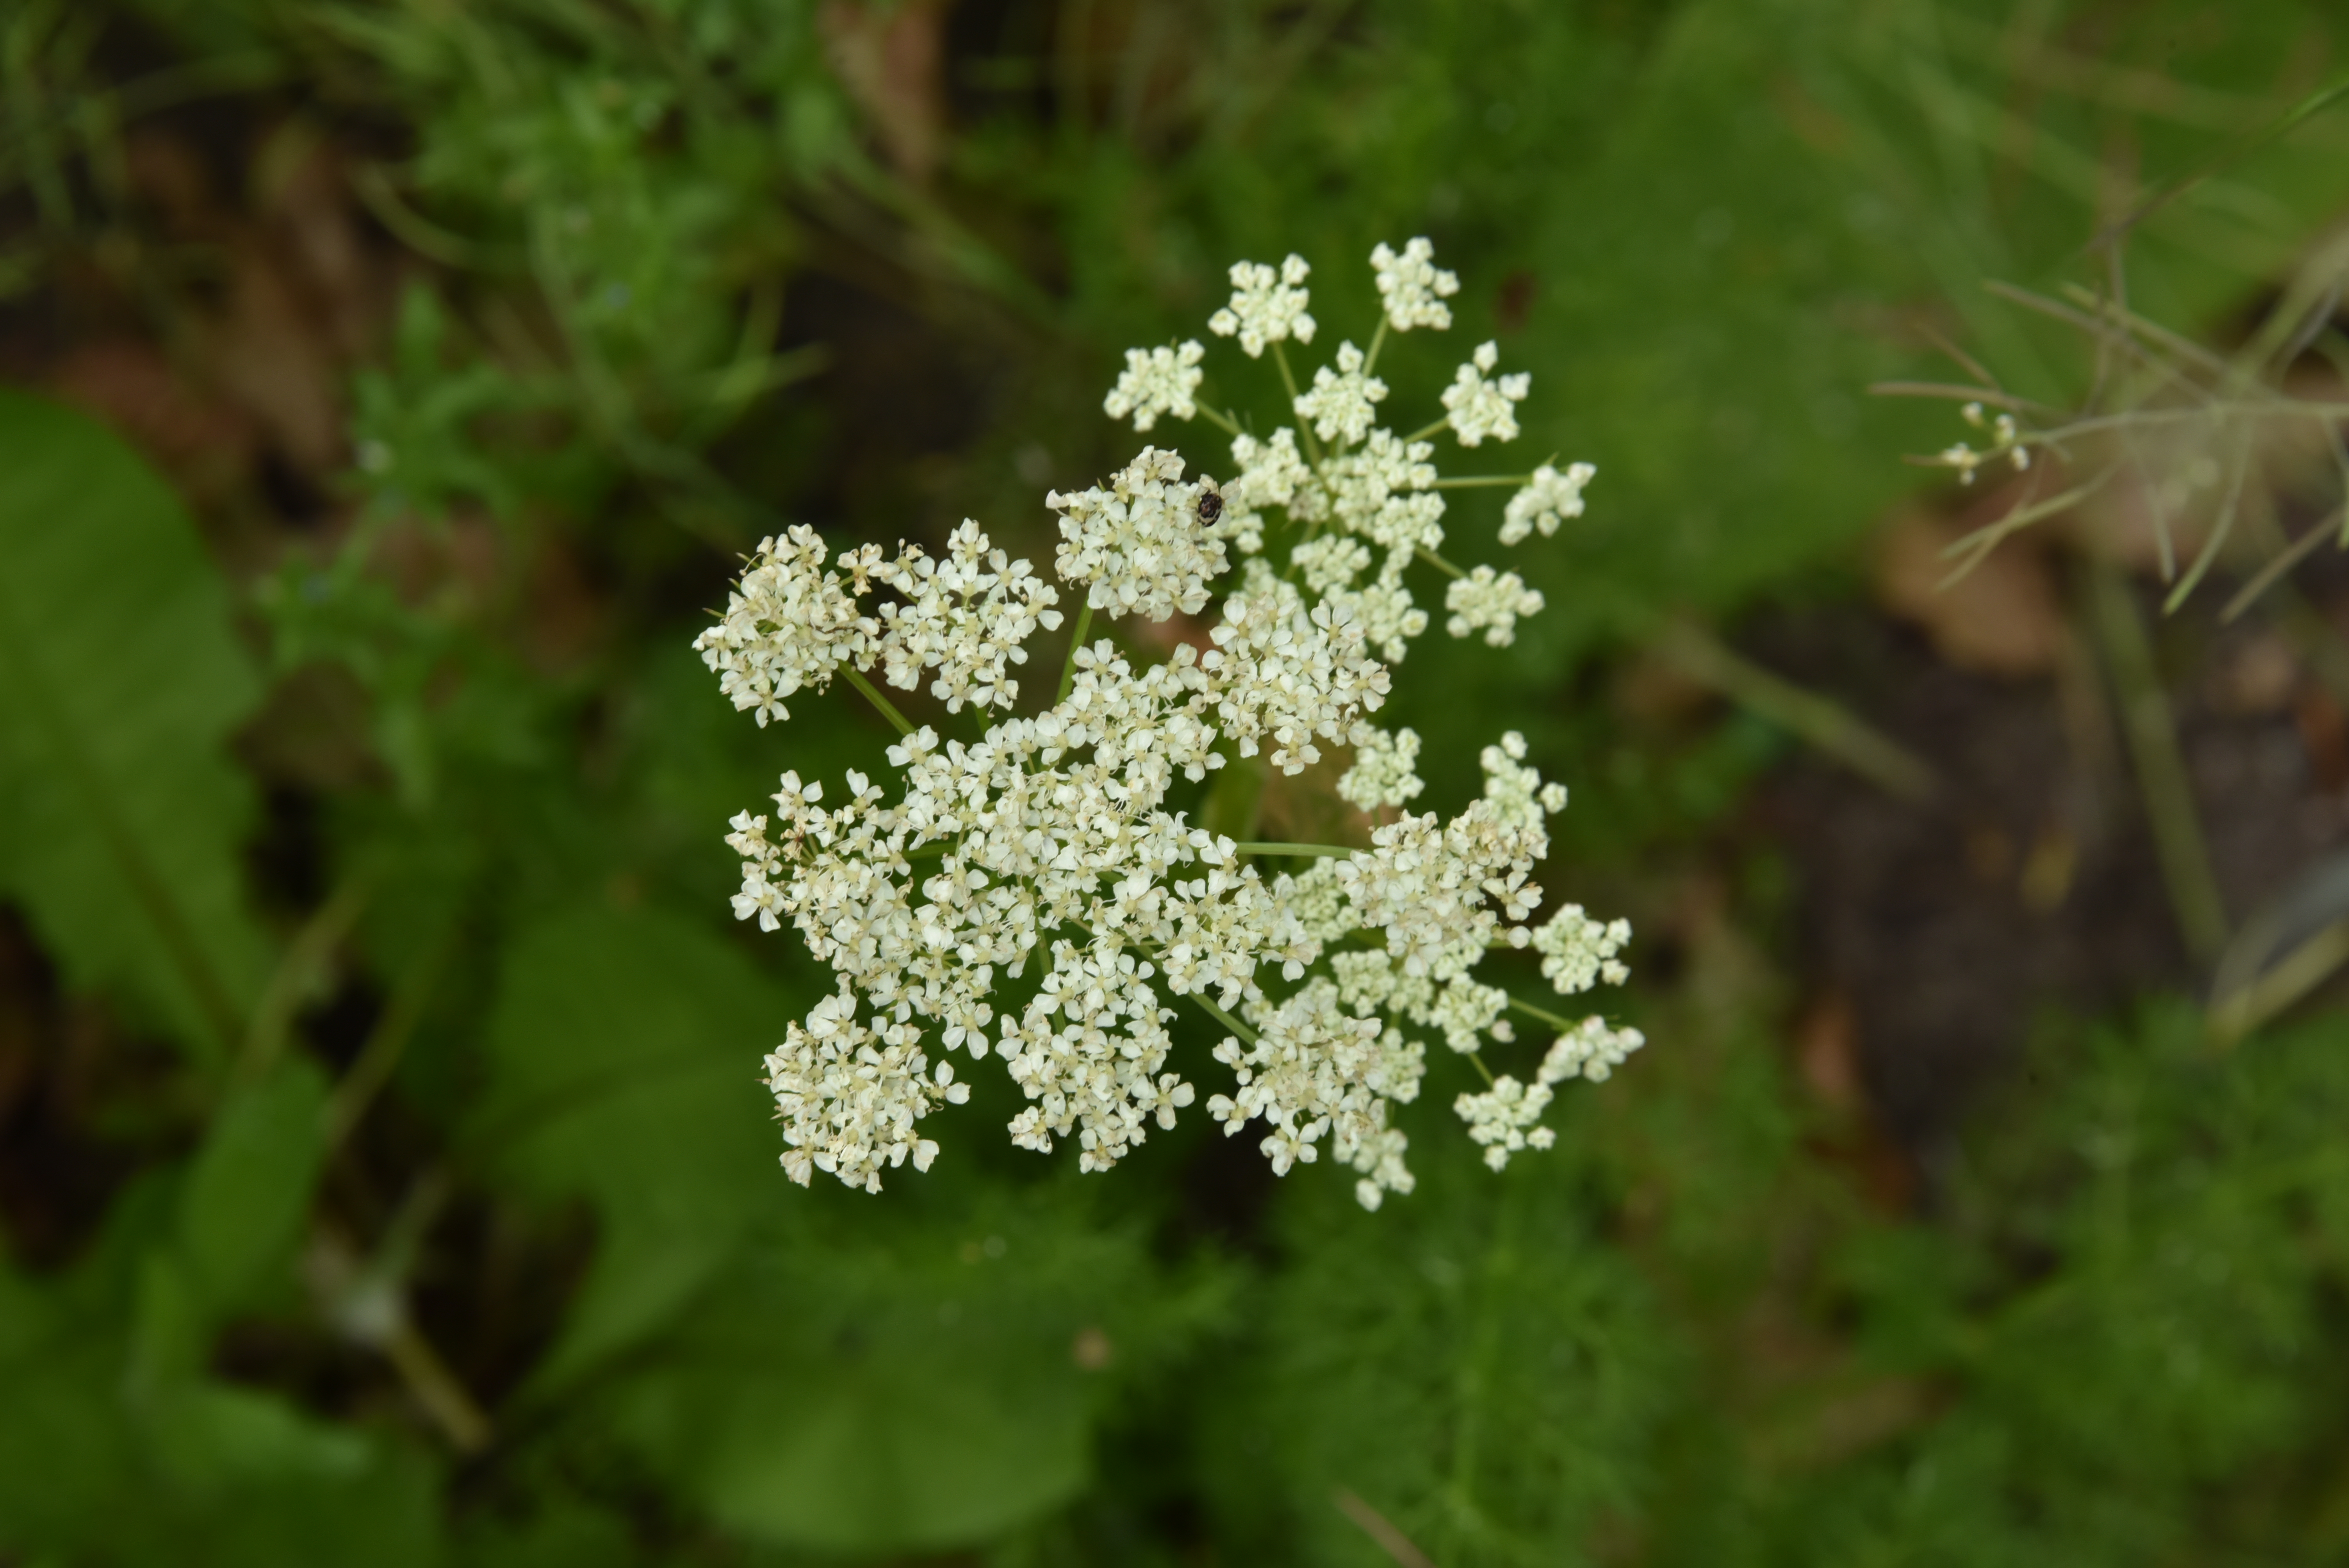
[0,389,272,1064]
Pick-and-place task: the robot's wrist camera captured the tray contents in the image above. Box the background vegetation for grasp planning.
[6,1,2349,1563]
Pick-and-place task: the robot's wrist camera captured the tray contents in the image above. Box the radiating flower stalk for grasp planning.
[695,238,1639,1206]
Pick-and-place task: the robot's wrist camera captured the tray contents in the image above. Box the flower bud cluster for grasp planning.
[705,239,1639,1208]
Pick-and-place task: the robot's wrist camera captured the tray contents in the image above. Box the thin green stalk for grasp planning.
[1465,1051,1496,1088]
[1196,404,1242,437]
[323,931,454,1155]
[1508,995,1577,1032]
[1653,620,1938,803]
[1415,546,1465,580]
[1430,474,1535,490]
[239,880,371,1085]
[1056,599,1095,704]
[1406,417,1450,443]
[1189,991,1258,1045]
[2162,426,2250,611]
[840,665,914,736]
[1272,340,1324,468]
[2220,504,2344,624]
[1231,841,1360,859]
[1361,317,1390,377]
[2085,564,2228,962]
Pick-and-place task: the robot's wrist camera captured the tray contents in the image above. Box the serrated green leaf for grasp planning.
[0,387,270,1064]
[476,902,786,1392]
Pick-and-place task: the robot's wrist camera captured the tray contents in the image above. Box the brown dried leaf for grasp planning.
[1874,507,2065,678]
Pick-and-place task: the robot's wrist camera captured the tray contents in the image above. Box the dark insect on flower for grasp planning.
[1197,487,1224,525]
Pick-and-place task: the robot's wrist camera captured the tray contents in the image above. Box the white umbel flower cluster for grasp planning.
[1371,237,1460,332]
[1501,461,1597,545]
[1337,722,1424,810]
[1532,905,1633,994]
[1294,341,1388,446]
[1208,254,1315,357]
[695,520,1063,722]
[1444,565,1545,647]
[1442,341,1530,447]
[1453,1017,1641,1172]
[1103,340,1205,431]
[706,238,1634,1210]
[1048,447,1227,622]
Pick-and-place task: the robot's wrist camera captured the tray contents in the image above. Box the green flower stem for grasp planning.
[1362,317,1390,377]
[1508,995,1577,1031]
[1415,546,1465,580]
[840,665,914,736]
[1231,841,1361,858]
[1272,340,1324,468]
[1197,404,1242,437]
[2087,563,2229,962]
[1406,417,1450,443]
[1056,599,1095,703]
[1466,1051,1497,1088]
[1189,990,1259,1045]
[1431,474,1535,490]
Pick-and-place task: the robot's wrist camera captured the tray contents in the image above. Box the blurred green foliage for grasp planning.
[5,0,2349,1564]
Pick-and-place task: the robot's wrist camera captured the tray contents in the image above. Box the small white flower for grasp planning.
[1441,341,1529,447]
[1500,461,1595,545]
[1444,565,1544,647]
[1294,341,1387,447]
[1208,254,1315,358]
[1103,340,1205,431]
[1371,237,1460,332]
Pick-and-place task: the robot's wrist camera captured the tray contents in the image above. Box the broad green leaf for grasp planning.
[476,902,785,1392]
[0,387,269,1063]
[0,1237,441,1568]
[176,1059,331,1317]
[601,1196,1166,1556]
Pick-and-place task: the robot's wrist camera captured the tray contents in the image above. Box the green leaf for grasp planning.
[601,1197,1158,1556]
[0,387,270,1064]
[476,902,786,1392]
[176,1059,331,1317]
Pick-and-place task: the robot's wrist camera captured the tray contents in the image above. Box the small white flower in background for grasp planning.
[1444,564,1545,646]
[1294,341,1388,446]
[1935,403,2030,483]
[1371,237,1460,332]
[1208,254,1315,357]
[1103,340,1205,431]
[1500,461,1595,545]
[700,240,1634,1208]
[1442,341,1530,447]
